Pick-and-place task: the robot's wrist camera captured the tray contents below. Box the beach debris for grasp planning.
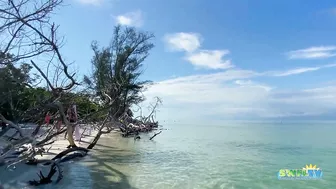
[0,0,161,186]
[28,163,62,186]
[149,131,162,140]
[119,97,162,138]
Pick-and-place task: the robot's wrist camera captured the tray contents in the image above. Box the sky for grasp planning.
[49,0,336,123]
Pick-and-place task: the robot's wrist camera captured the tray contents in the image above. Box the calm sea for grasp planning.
[1,121,336,189]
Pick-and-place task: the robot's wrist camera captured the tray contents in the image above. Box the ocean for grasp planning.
[1,121,336,189]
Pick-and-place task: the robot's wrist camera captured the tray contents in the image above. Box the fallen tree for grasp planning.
[0,0,106,185]
[119,97,162,138]
[0,0,161,186]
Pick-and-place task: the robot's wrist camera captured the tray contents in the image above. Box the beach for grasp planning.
[1,121,336,189]
[0,124,105,188]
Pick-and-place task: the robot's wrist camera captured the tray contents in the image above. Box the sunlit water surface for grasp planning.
[1,121,336,189]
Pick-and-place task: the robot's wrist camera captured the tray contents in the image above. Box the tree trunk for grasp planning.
[87,130,102,149]
[31,124,42,136]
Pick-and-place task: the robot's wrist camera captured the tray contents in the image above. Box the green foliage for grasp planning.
[0,54,100,122]
[85,25,154,117]
[0,26,156,123]
[60,92,101,120]
[0,53,41,121]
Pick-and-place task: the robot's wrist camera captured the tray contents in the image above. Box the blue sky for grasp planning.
[50,0,336,122]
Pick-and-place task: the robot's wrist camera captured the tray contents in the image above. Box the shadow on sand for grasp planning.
[82,139,141,189]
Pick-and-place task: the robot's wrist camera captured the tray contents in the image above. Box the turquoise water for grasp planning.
[1,121,336,189]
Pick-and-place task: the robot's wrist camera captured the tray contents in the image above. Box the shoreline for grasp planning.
[0,123,162,188]
[34,124,122,161]
[0,124,120,162]
[0,124,121,188]
[0,127,131,189]
[35,125,99,161]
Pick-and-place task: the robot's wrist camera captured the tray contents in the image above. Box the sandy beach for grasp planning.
[34,125,100,161]
[0,124,116,189]
[1,124,112,161]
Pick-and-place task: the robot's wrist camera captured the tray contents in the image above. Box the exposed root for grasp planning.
[27,147,87,184]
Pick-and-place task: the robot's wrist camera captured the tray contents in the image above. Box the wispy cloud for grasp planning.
[75,0,104,6]
[287,46,336,59]
[114,10,143,27]
[164,32,202,52]
[164,32,231,70]
[139,64,336,121]
[235,80,253,86]
[269,63,336,76]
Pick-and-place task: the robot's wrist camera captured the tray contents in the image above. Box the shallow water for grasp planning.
[1,121,336,189]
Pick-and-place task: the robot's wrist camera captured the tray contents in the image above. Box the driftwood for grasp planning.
[0,0,163,187]
[27,147,89,185]
[36,128,66,146]
[87,115,113,149]
[0,119,120,186]
[26,117,113,185]
[52,147,88,161]
[119,97,162,138]
[119,116,159,137]
[28,163,63,186]
[149,131,162,140]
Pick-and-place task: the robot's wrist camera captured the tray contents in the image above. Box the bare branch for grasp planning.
[0,0,79,91]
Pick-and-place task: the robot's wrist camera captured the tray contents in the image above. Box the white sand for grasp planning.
[0,124,104,161]
[35,125,100,160]
[0,124,120,189]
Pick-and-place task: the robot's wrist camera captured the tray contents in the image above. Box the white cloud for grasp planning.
[235,80,253,86]
[164,32,233,70]
[234,79,272,91]
[75,0,103,6]
[287,46,336,59]
[185,50,233,70]
[271,67,320,76]
[139,64,336,121]
[145,70,270,105]
[164,32,202,52]
[268,63,336,76]
[114,10,143,27]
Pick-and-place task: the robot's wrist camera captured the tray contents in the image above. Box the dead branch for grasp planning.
[0,4,163,186]
[149,131,162,140]
[0,113,25,137]
[51,147,88,161]
[28,162,62,186]
[35,128,66,146]
[0,0,79,91]
[144,97,162,123]
[31,60,54,91]
[87,114,110,149]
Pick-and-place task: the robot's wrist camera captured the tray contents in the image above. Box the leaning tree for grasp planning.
[0,0,159,186]
[0,0,84,185]
[83,25,156,144]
